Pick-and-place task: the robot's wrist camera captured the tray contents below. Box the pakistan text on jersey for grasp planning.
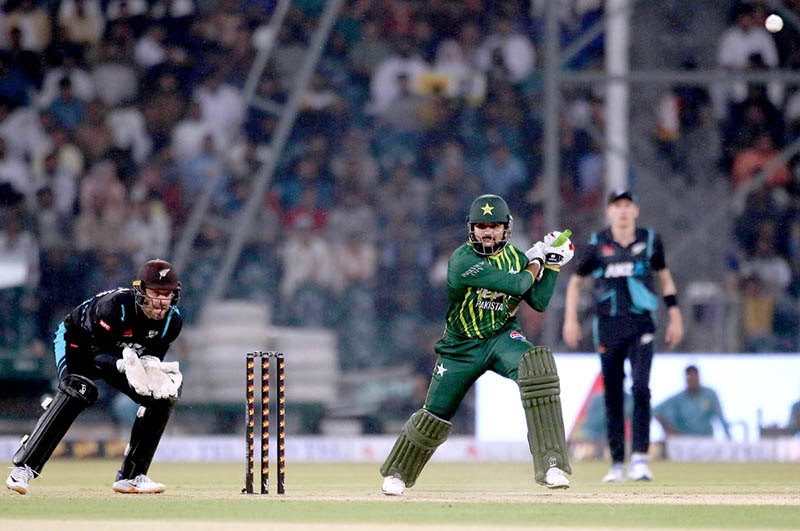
[475,300,505,311]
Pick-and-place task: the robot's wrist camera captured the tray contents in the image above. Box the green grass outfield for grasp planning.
[1,460,799,529]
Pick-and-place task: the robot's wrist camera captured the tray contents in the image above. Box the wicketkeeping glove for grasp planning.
[117,347,151,396]
[160,361,183,396]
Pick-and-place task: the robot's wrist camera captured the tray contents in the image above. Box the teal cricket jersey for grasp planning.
[443,242,559,339]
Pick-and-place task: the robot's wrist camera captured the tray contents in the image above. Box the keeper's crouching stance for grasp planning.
[380,194,575,495]
[6,260,184,495]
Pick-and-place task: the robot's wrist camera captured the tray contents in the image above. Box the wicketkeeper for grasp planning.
[380,194,575,495]
[6,259,184,495]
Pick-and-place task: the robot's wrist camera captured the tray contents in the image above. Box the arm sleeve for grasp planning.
[574,236,599,277]
[650,233,667,271]
[522,268,558,311]
[711,391,730,437]
[88,295,124,346]
[653,396,675,422]
[452,255,535,296]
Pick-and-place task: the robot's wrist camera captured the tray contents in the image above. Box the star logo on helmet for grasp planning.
[481,202,494,215]
[158,268,171,279]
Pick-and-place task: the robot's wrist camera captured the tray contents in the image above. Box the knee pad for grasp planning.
[379,409,451,488]
[518,347,571,483]
[14,374,97,474]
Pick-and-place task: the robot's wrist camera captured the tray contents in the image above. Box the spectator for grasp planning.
[134,25,168,69]
[91,44,138,107]
[31,186,71,250]
[788,392,800,434]
[74,100,115,164]
[37,52,96,108]
[2,0,52,52]
[731,133,790,188]
[48,77,87,131]
[479,141,527,197]
[347,19,391,87]
[370,37,429,114]
[0,212,39,350]
[278,216,335,326]
[714,3,779,119]
[123,193,171,265]
[170,102,211,162]
[0,136,32,202]
[654,365,731,438]
[57,0,105,50]
[476,17,535,84]
[192,69,244,151]
[31,150,77,216]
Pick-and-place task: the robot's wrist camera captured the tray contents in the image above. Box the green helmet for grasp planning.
[467,194,513,256]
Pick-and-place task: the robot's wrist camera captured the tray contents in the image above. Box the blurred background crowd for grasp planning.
[1,0,799,433]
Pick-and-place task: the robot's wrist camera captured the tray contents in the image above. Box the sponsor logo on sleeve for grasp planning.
[99,320,111,331]
[461,262,485,278]
[510,331,526,341]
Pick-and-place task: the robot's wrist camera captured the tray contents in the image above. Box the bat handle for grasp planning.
[551,229,572,247]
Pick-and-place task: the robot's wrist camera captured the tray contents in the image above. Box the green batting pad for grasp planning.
[519,347,572,483]
[380,409,452,487]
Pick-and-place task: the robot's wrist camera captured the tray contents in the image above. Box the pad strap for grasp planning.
[379,409,451,487]
[518,347,571,484]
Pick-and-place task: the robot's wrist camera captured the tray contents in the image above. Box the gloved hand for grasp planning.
[161,361,183,397]
[138,356,172,400]
[524,241,546,268]
[117,347,151,396]
[542,231,575,269]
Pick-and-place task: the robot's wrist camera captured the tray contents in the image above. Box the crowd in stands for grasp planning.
[0,0,797,411]
[0,0,607,376]
[654,1,800,352]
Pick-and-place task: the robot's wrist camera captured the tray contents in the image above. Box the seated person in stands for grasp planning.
[654,365,730,438]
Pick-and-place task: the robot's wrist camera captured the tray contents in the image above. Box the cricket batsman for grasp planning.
[6,259,184,495]
[380,194,575,495]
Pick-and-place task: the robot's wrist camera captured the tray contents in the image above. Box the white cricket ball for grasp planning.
[765,14,783,33]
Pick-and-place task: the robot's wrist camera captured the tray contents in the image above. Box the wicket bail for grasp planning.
[244,351,285,494]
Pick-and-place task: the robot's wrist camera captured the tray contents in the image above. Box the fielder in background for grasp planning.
[6,259,184,495]
[654,365,730,439]
[563,189,684,483]
[380,194,575,496]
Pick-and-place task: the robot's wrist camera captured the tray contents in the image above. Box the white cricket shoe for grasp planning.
[543,467,570,489]
[381,475,405,496]
[112,474,165,494]
[602,463,626,483]
[6,465,35,495]
[629,453,653,481]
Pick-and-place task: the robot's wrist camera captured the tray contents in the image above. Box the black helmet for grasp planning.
[467,194,512,256]
[132,259,181,307]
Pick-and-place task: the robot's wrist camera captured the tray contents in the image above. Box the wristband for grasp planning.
[663,294,678,308]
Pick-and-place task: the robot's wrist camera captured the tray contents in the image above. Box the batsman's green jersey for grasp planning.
[425,242,560,420]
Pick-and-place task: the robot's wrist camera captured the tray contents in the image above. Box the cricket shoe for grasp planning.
[113,474,165,494]
[629,453,653,481]
[543,467,570,489]
[6,465,35,495]
[601,463,626,483]
[381,475,405,496]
